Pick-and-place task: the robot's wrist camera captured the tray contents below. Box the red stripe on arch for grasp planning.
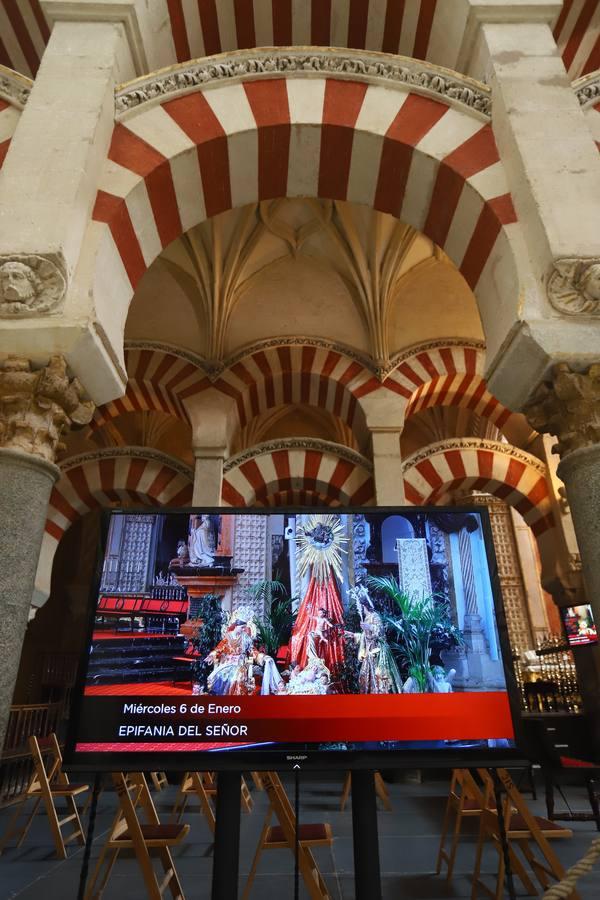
[348,0,369,49]
[405,482,424,505]
[563,0,598,72]
[243,80,291,199]
[3,0,39,74]
[375,94,448,217]
[273,0,292,44]
[199,0,221,55]
[93,191,146,288]
[415,459,444,490]
[460,198,516,290]
[382,0,405,53]
[234,0,256,48]
[413,0,438,60]
[163,93,231,217]
[319,80,368,200]
[476,449,495,481]
[311,0,331,43]
[166,0,191,62]
[48,487,79,525]
[147,466,177,499]
[222,480,247,507]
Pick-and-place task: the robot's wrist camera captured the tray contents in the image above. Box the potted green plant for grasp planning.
[369,575,463,692]
[245,578,296,659]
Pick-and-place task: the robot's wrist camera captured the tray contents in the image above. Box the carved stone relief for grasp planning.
[0,255,66,318]
[0,356,94,463]
[547,258,600,316]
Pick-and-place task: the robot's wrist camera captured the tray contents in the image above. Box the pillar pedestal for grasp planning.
[0,449,59,749]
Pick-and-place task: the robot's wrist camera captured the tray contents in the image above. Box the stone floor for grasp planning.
[1,770,599,899]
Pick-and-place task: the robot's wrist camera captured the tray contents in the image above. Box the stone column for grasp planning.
[0,356,94,751]
[525,364,600,743]
[192,454,225,507]
[0,1,147,404]
[360,394,406,505]
[459,2,600,409]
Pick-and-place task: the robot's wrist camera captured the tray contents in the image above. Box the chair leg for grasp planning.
[64,793,86,846]
[435,796,453,874]
[471,815,487,900]
[586,778,600,832]
[445,804,464,881]
[158,846,185,900]
[494,841,505,900]
[340,773,351,812]
[41,791,67,859]
[374,772,392,811]
[241,812,271,900]
[85,846,120,900]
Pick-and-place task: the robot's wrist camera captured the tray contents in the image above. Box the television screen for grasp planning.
[65,507,522,769]
[561,604,598,647]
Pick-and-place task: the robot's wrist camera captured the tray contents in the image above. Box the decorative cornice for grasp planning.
[124,340,208,371]
[224,438,373,474]
[58,446,194,480]
[402,437,546,475]
[0,65,32,110]
[573,71,600,109]
[115,48,491,121]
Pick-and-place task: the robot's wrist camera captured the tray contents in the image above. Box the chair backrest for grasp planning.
[110,772,160,844]
[28,733,64,794]
[451,769,486,809]
[262,772,297,844]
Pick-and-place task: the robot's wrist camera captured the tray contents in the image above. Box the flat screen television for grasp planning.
[561,604,598,647]
[65,507,524,770]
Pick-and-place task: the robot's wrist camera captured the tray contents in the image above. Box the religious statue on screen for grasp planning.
[346,586,403,694]
[188,514,217,567]
[205,608,282,696]
[289,514,347,671]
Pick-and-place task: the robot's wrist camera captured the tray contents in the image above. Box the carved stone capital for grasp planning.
[0,254,67,318]
[0,356,94,463]
[524,363,600,457]
[547,258,600,316]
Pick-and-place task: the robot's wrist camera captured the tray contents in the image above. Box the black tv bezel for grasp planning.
[559,602,599,649]
[64,505,528,772]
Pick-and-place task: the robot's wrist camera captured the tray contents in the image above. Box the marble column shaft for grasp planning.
[0,450,59,750]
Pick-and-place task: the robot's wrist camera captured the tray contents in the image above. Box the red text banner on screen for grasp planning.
[75,692,513,752]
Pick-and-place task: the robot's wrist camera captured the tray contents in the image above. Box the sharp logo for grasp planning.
[286,755,307,760]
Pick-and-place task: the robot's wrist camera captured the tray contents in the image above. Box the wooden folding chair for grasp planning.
[171,772,216,833]
[242,771,333,900]
[150,772,169,791]
[0,733,88,859]
[340,771,392,811]
[472,768,578,900]
[436,769,490,880]
[85,772,189,900]
[201,770,253,813]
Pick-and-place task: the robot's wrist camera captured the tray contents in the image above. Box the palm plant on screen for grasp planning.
[369,575,463,692]
[246,578,296,658]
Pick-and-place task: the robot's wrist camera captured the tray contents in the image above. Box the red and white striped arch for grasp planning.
[213,344,377,435]
[0,1,49,78]
[35,450,193,606]
[386,343,513,430]
[0,66,29,168]
[221,442,375,507]
[0,1,467,78]
[402,439,553,538]
[554,0,600,79]
[91,346,209,430]
[92,75,519,368]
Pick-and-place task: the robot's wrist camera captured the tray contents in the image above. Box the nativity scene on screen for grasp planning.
[84,510,508,701]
